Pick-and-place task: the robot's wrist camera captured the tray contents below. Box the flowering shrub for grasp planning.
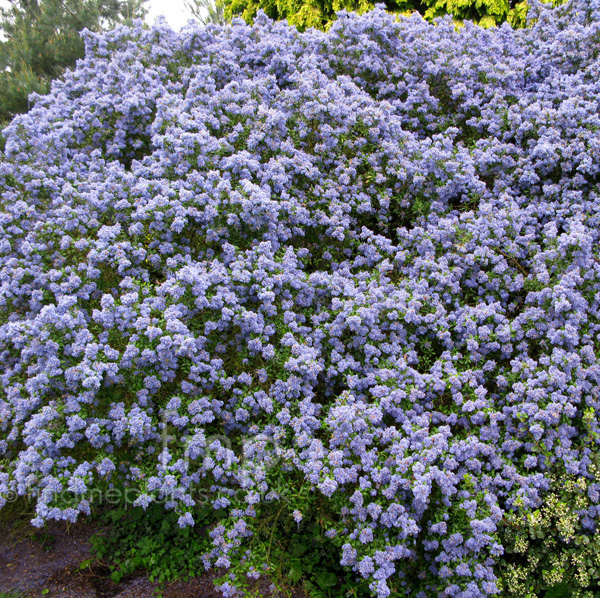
[1,1,600,596]
[496,454,600,598]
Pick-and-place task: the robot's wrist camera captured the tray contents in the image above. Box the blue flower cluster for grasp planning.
[1,0,600,595]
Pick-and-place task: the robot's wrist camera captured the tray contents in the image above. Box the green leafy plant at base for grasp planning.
[89,501,215,585]
[88,490,370,598]
[242,494,372,598]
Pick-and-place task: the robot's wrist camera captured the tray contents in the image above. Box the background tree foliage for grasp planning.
[0,0,148,140]
[221,0,566,31]
[184,0,228,25]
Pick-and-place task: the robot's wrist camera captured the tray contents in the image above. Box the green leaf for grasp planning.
[292,539,309,557]
[77,558,94,571]
[544,583,571,598]
[315,571,337,590]
[289,566,303,584]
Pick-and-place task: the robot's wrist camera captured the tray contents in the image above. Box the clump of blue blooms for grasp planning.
[1,0,600,595]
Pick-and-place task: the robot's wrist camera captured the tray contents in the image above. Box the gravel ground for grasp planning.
[0,518,307,598]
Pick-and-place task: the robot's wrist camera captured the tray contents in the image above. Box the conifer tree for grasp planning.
[0,0,148,142]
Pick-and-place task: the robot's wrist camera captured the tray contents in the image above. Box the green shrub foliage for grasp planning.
[497,475,600,597]
[221,0,566,31]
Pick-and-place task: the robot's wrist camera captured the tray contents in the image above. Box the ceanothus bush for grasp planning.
[1,0,600,596]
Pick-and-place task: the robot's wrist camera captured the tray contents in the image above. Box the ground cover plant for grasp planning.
[1,0,600,596]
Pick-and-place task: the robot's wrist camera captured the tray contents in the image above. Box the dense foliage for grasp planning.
[1,0,600,596]
[221,0,566,31]
[496,460,600,597]
[0,0,147,138]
